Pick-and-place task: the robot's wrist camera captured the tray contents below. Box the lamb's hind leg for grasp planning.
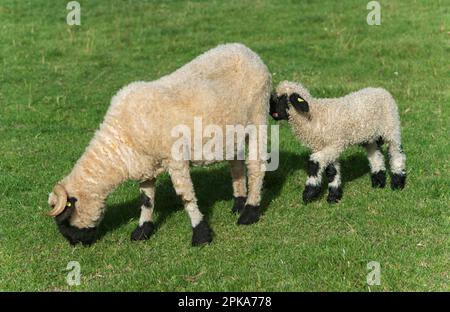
[365,140,387,188]
[131,179,156,241]
[168,161,213,246]
[229,160,247,214]
[325,161,343,203]
[237,159,265,225]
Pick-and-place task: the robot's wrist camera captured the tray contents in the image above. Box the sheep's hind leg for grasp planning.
[131,179,156,241]
[365,140,387,188]
[229,160,247,214]
[237,159,265,225]
[168,161,213,246]
[325,161,343,203]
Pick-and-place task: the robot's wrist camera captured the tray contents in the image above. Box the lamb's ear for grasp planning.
[289,93,309,113]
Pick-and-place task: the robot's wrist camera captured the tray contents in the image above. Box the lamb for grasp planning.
[47,43,271,245]
[270,81,406,203]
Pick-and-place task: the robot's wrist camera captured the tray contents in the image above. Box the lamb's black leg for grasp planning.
[365,142,387,188]
[325,162,343,203]
[303,159,322,203]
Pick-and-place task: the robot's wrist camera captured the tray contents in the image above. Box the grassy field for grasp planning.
[0,0,449,291]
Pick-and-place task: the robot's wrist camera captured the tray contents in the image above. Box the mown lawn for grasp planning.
[0,0,448,291]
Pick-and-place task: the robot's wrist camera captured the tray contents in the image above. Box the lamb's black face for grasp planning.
[270,94,290,120]
[54,197,97,246]
[270,92,310,121]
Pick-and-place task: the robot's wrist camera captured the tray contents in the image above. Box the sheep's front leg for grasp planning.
[168,161,213,246]
[237,159,265,225]
[325,161,343,203]
[229,160,247,214]
[303,147,341,204]
[131,179,156,241]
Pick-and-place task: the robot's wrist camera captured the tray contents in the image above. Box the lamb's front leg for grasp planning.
[325,161,343,203]
[303,157,324,203]
[168,161,213,246]
[131,179,156,241]
[303,147,341,204]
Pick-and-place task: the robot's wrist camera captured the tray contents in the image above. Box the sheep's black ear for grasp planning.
[289,93,309,113]
[269,93,278,107]
[55,197,77,224]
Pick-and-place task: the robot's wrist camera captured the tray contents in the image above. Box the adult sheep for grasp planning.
[270,81,406,203]
[47,43,271,246]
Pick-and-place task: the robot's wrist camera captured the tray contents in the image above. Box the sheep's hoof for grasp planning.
[232,196,247,214]
[192,220,213,246]
[371,171,386,188]
[391,173,406,190]
[302,185,321,203]
[131,221,155,241]
[327,187,343,204]
[237,205,260,225]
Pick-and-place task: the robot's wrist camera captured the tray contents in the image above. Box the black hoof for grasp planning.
[327,186,343,203]
[391,173,406,190]
[302,184,321,203]
[237,205,260,225]
[131,221,155,241]
[192,220,213,246]
[371,170,386,188]
[232,196,247,214]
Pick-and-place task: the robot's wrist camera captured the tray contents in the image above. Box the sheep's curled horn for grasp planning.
[47,184,68,217]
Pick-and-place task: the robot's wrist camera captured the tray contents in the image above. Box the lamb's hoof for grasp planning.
[131,221,155,241]
[371,171,386,188]
[192,220,213,246]
[237,205,260,225]
[327,187,343,204]
[391,173,406,190]
[302,185,321,203]
[232,196,247,214]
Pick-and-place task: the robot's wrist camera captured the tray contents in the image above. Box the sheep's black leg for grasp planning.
[325,162,343,203]
[237,160,264,225]
[303,159,323,203]
[168,161,213,246]
[365,142,386,188]
[229,160,247,214]
[232,196,247,214]
[131,180,156,241]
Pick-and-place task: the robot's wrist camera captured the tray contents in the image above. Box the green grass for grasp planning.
[0,0,449,291]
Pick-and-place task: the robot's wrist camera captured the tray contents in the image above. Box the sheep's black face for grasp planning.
[54,197,97,246]
[270,94,290,120]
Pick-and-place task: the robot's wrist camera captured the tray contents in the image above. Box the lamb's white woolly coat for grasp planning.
[275,81,404,167]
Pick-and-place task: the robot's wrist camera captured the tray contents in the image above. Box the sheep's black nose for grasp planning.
[56,220,97,246]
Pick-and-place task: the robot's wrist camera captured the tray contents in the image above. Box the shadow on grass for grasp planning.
[98,150,370,238]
